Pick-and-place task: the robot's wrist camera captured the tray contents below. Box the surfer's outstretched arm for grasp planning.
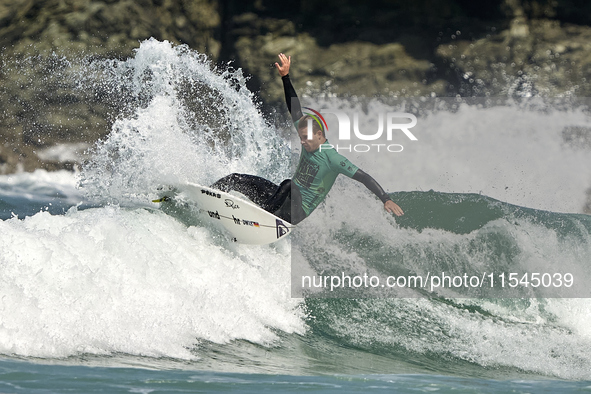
[275,53,303,123]
[353,169,404,216]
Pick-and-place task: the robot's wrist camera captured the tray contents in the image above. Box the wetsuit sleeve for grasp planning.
[282,74,303,123]
[352,169,392,203]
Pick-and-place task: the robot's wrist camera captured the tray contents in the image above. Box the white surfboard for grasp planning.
[154,182,293,245]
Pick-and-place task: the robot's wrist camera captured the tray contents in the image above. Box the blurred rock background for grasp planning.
[1,0,591,175]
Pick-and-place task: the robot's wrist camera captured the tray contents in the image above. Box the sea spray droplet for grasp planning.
[78,39,290,204]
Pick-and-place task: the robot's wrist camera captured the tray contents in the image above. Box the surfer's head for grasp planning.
[297,115,326,152]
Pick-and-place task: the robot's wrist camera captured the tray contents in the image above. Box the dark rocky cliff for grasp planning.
[1,0,591,174]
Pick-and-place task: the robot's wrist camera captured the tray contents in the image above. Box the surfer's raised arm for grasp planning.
[275,53,303,123]
[274,53,403,218]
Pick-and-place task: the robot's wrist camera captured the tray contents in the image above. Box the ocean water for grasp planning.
[1,39,591,392]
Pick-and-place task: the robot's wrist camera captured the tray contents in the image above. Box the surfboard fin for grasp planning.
[152,196,171,203]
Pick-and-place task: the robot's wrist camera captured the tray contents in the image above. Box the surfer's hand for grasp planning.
[385,200,404,216]
[275,53,291,77]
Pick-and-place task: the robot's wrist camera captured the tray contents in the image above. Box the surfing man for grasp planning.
[212,53,404,224]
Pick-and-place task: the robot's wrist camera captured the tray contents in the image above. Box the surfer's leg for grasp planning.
[261,179,291,213]
[211,173,278,206]
[289,184,306,224]
[264,179,306,224]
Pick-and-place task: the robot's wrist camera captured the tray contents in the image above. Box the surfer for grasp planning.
[212,53,404,224]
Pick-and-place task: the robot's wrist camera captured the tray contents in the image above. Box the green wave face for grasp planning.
[295,190,591,379]
[393,190,591,235]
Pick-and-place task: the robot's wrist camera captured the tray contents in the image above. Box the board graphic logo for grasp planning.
[207,210,220,219]
[275,219,290,239]
[243,220,260,227]
[225,199,240,209]
[232,215,260,227]
[201,189,221,198]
